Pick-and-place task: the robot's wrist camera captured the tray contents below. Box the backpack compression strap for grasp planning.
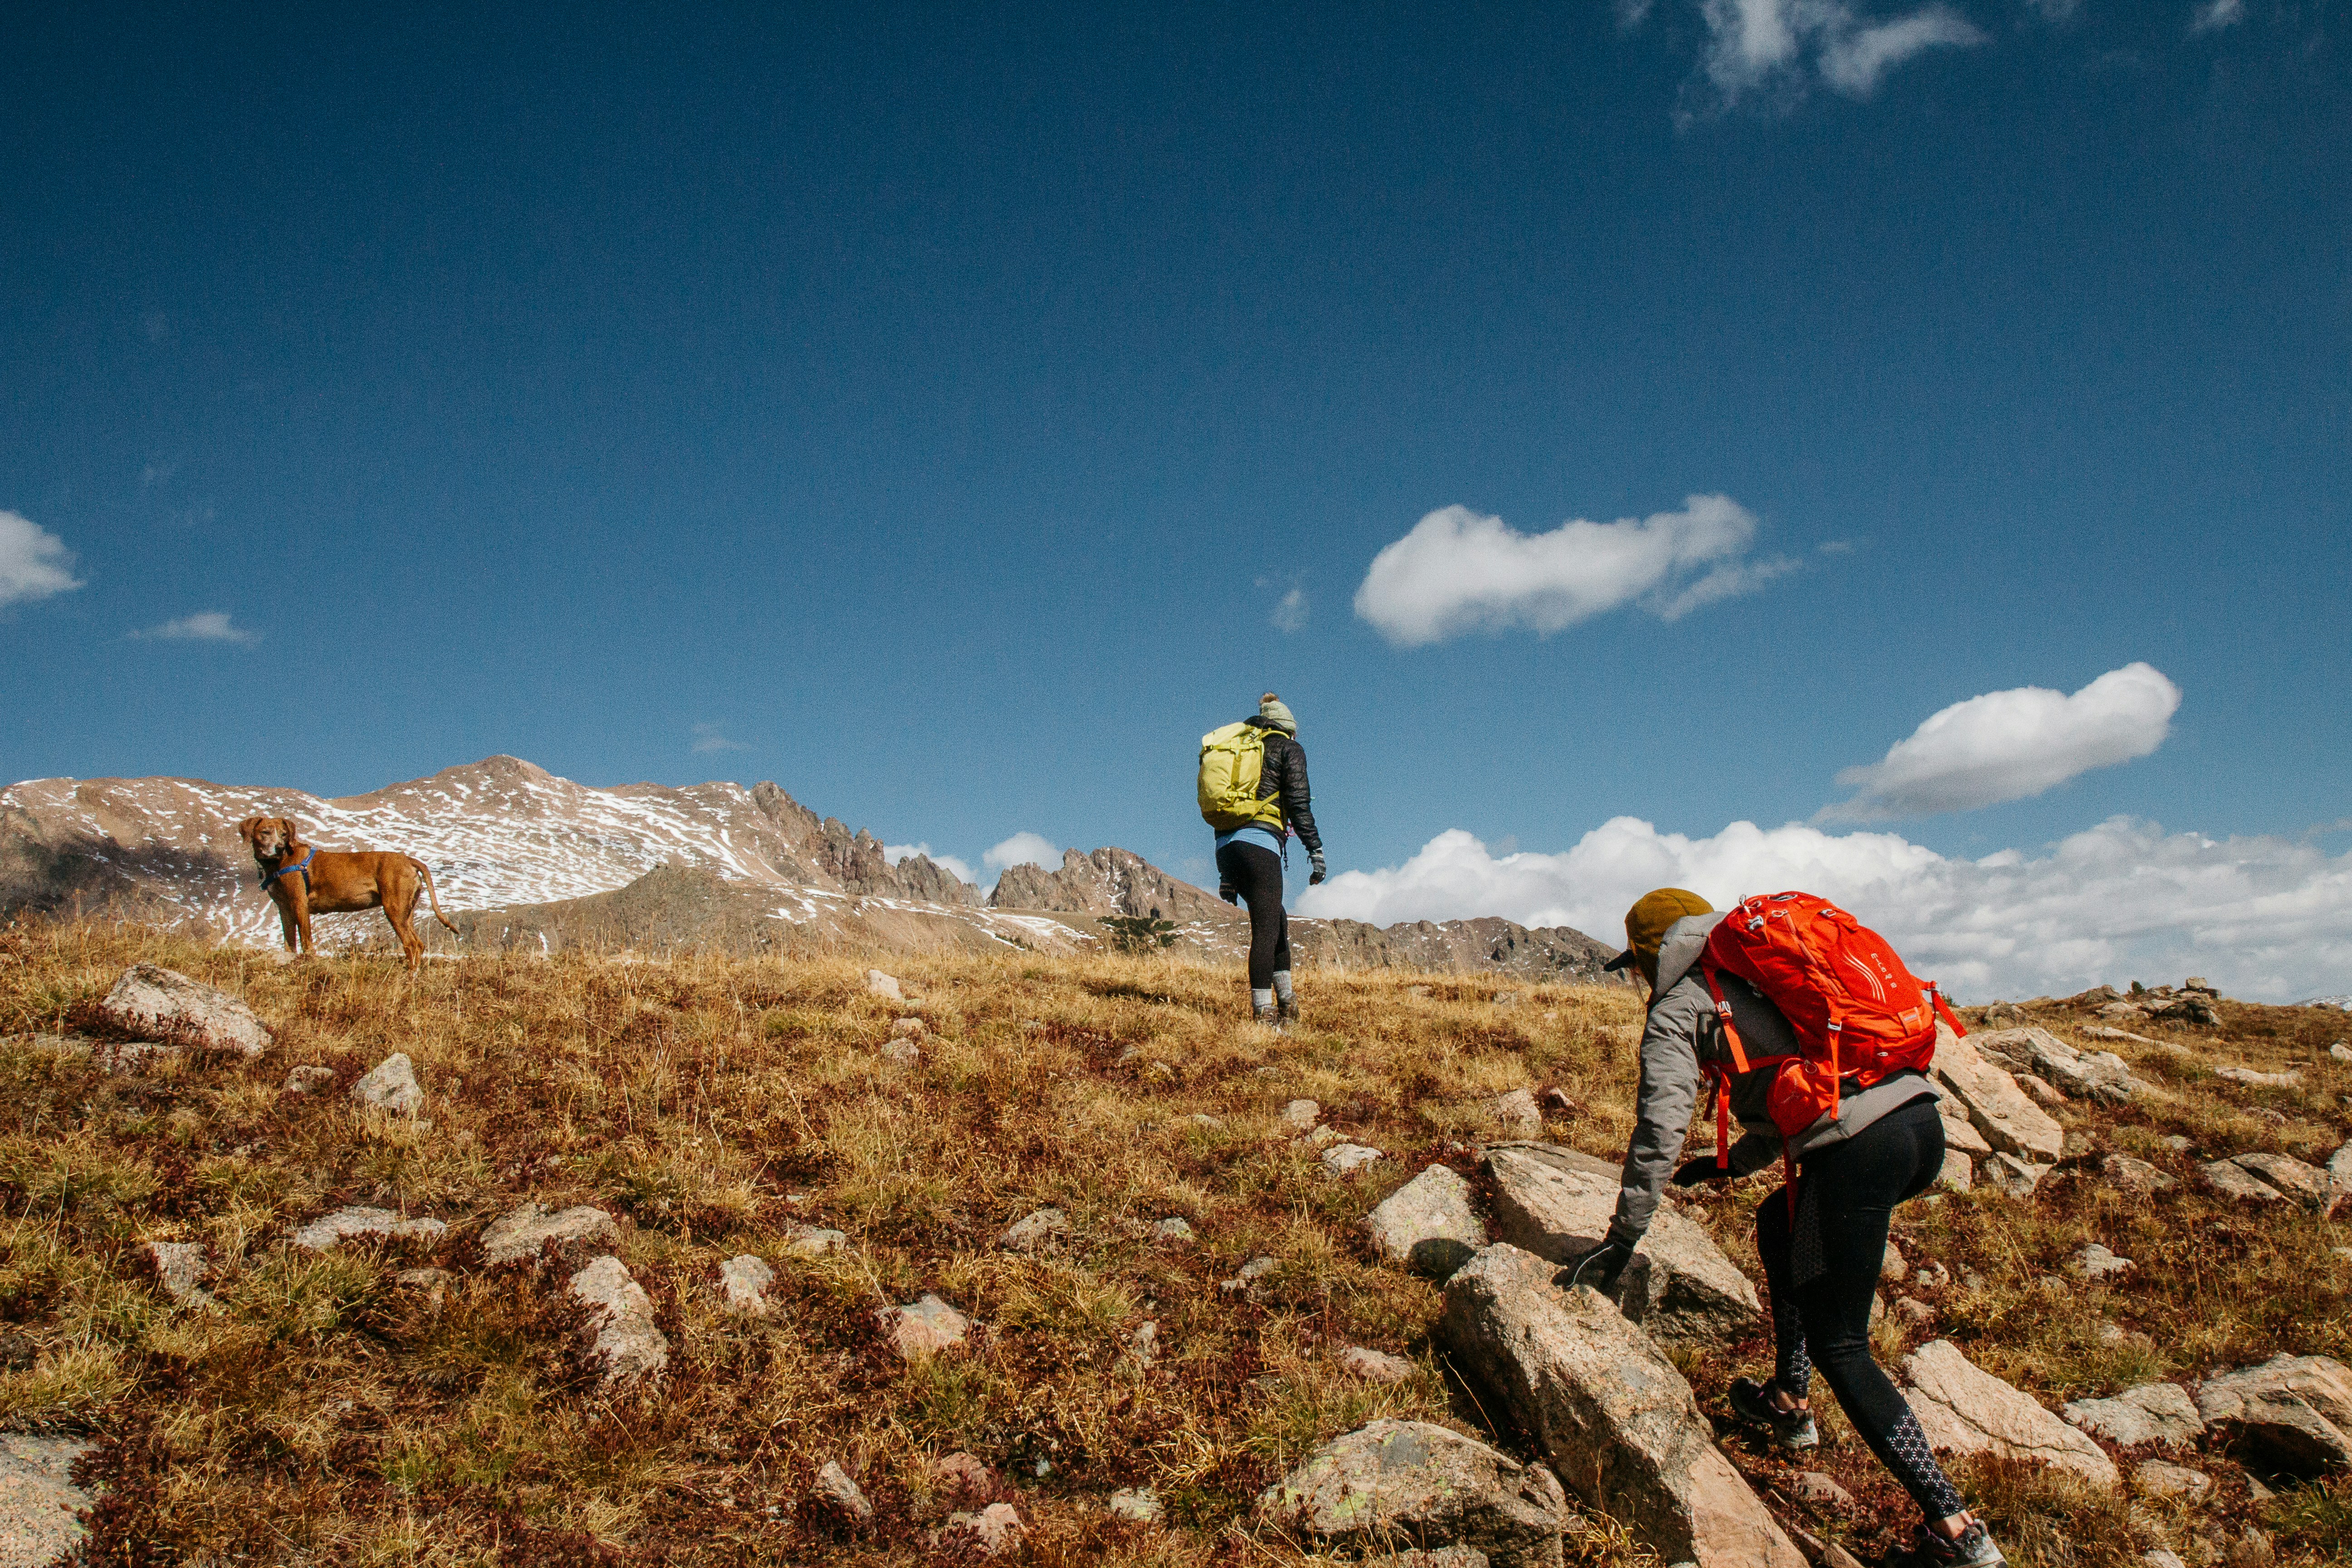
[1700,963,1749,1170]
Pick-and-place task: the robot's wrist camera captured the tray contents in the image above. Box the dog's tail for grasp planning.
[411,858,460,933]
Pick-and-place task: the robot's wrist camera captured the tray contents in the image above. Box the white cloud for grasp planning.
[1271,587,1309,634]
[885,842,978,886]
[1353,495,1789,647]
[129,611,259,645]
[0,512,84,608]
[1296,817,2352,1004]
[691,723,749,754]
[2190,0,2244,34]
[1826,662,2181,821]
[984,831,1061,872]
[1691,0,1985,106]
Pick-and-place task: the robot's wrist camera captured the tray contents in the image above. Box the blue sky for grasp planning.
[4,3,2348,996]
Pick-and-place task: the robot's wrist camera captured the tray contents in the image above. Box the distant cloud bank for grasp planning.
[1826,662,2182,821]
[0,511,83,608]
[1352,494,1792,647]
[691,723,749,753]
[1297,816,2352,1004]
[129,611,259,645]
[984,831,1061,873]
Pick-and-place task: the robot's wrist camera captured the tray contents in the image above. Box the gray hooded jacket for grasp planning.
[1607,912,1937,1245]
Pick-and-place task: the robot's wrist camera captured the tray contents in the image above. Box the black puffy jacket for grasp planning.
[1244,717,1322,856]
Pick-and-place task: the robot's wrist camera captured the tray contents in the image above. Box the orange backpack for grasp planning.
[1698,892,1964,1167]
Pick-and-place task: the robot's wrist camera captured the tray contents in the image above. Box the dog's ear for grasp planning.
[279,816,301,845]
[237,816,262,845]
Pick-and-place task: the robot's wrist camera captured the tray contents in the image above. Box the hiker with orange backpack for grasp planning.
[1574,888,2005,1568]
[1197,693,1325,1027]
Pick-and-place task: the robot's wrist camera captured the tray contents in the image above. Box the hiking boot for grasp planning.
[1252,1001,1284,1030]
[1728,1376,1819,1450]
[1890,1519,2006,1568]
[1276,994,1299,1028]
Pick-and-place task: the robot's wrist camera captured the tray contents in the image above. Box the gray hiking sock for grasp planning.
[1272,970,1294,1003]
[1252,988,1274,1011]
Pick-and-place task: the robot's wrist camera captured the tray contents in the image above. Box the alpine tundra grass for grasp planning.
[0,918,2346,1564]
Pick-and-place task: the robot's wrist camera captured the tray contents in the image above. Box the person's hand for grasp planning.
[1219,883,1239,905]
[1672,1157,1733,1186]
[1563,1238,1634,1293]
[1308,852,1327,886]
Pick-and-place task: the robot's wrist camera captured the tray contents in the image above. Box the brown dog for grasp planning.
[237,816,457,970]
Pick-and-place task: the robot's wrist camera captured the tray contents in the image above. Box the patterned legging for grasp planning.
[1754,1097,1967,1522]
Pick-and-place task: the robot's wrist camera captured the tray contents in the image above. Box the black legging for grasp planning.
[1215,840,1289,989]
[1754,1096,1965,1522]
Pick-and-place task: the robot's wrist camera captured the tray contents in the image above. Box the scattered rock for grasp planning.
[1936,1149,1973,1191]
[1365,1165,1487,1278]
[2332,1140,2352,1191]
[813,1459,873,1523]
[291,1206,448,1252]
[2229,1152,2340,1215]
[2063,1129,2096,1159]
[927,1451,999,1511]
[1322,1142,1385,1176]
[783,1225,847,1259]
[350,1053,423,1116]
[2194,1354,2352,1473]
[1299,1124,1340,1149]
[1485,1088,1542,1138]
[1256,1418,1571,1568]
[1790,1471,1852,1510]
[2082,1024,2156,1044]
[1880,1244,1907,1283]
[2214,1065,2301,1089]
[96,963,272,1058]
[718,1254,774,1314]
[1974,1026,2145,1105]
[1127,1321,1157,1367]
[1933,1025,2065,1161]
[2018,1074,2066,1108]
[1107,1486,1161,1523]
[1913,1261,1951,1291]
[2142,1551,2188,1568]
[0,1434,96,1568]
[480,1200,620,1266]
[999,1207,1069,1253]
[2069,1244,2133,1283]
[880,1038,921,1066]
[2152,995,2222,1028]
[1342,1346,1417,1384]
[1485,1145,1761,1348]
[882,1294,971,1360]
[1894,1298,1936,1328]
[146,1239,211,1305]
[2132,1460,2212,1500]
[2202,1161,2290,1205]
[1152,1216,1195,1242]
[283,1063,336,1094]
[2226,1527,2275,1568]
[865,969,902,1000]
[2064,1382,2203,1446]
[1899,1339,2120,1487]
[2103,1154,2176,1193]
[1220,1255,1277,1295]
[2331,1044,2352,1064]
[890,1016,925,1039]
[567,1254,669,1389]
[941,1501,1024,1557]
[1281,1098,1320,1132]
[1978,1152,2046,1198]
[1440,1243,1805,1568]
[2163,1134,2192,1152]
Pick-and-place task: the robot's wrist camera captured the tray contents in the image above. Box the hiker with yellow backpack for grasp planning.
[1575,888,2006,1568]
[1197,693,1325,1028]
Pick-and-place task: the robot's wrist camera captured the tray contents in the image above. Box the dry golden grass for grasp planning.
[0,917,2345,1566]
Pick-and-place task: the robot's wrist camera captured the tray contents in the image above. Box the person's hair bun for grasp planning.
[1261,691,1279,704]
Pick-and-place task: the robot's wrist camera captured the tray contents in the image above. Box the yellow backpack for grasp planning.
[1198,722,1285,832]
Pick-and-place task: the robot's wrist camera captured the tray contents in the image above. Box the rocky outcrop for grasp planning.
[96,964,271,1058]
[1971,1026,2144,1105]
[2195,1356,2352,1473]
[1932,1024,2064,1162]
[882,1294,972,1360]
[1256,1418,1570,1568]
[1294,916,1631,986]
[350,1053,423,1116]
[1365,1166,1486,1277]
[990,846,1230,923]
[1439,1244,1805,1568]
[1484,1145,1761,1347]
[2063,1382,2203,1446]
[0,1434,96,1568]
[1899,1340,2119,1487]
[718,1255,774,1314]
[567,1254,669,1389]
[291,1207,448,1251]
[481,1201,620,1267]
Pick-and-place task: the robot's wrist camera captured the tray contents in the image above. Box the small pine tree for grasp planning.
[1100,913,1178,953]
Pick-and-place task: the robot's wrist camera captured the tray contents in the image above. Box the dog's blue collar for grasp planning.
[261,848,314,893]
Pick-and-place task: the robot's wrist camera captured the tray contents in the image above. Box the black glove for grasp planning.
[1308,852,1327,886]
[1563,1238,1634,1293]
[1219,883,1239,905]
[1672,1157,1734,1186]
